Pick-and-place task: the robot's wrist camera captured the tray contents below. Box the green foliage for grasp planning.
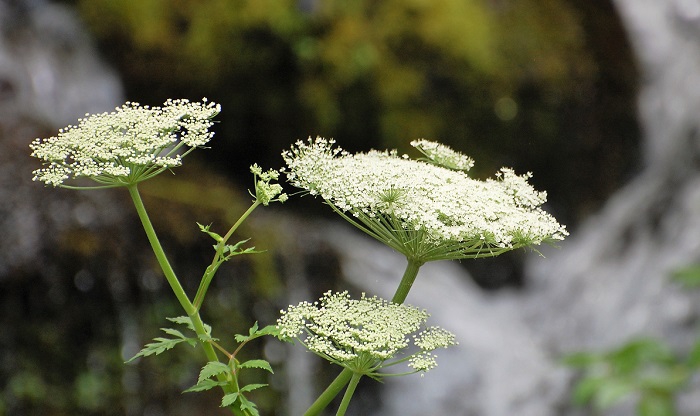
[198,223,260,257]
[564,336,698,414]
[178,322,275,416]
[672,265,700,288]
[234,321,280,343]
[565,263,700,415]
[128,317,276,414]
[126,317,201,362]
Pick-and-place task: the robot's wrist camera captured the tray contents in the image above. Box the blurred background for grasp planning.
[1,0,678,415]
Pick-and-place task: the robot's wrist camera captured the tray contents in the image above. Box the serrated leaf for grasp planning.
[167,316,194,329]
[160,327,188,339]
[197,333,218,343]
[238,395,259,416]
[256,325,280,337]
[221,392,239,408]
[126,336,188,362]
[239,359,274,374]
[234,323,256,343]
[183,378,228,393]
[240,383,268,393]
[249,321,259,335]
[198,361,232,383]
[235,322,277,343]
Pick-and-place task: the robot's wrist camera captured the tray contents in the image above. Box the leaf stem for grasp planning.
[193,200,262,310]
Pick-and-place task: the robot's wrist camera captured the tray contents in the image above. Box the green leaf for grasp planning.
[239,359,274,374]
[256,325,281,337]
[593,379,635,409]
[607,338,674,374]
[167,316,194,329]
[571,377,605,405]
[249,321,259,336]
[183,378,228,393]
[127,337,196,363]
[224,239,251,254]
[671,265,700,288]
[238,395,260,416]
[638,368,689,393]
[235,322,259,342]
[233,322,280,343]
[638,394,677,416]
[240,383,268,392]
[198,361,232,383]
[221,392,239,408]
[198,222,223,242]
[222,239,263,260]
[160,327,189,339]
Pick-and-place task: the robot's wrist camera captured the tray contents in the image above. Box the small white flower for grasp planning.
[277,291,457,376]
[30,99,221,188]
[282,137,568,262]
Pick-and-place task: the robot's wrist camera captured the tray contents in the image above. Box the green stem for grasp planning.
[304,368,354,416]
[335,372,362,416]
[193,200,262,310]
[127,185,236,409]
[391,257,424,304]
[128,184,194,314]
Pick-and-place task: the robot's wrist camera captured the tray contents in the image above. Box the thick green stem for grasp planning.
[127,185,236,407]
[128,184,195,315]
[391,257,424,304]
[304,368,354,416]
[335,372,362,416]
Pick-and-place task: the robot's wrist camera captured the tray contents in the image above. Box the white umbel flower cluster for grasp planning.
[282,137,568,261]
[277,291,456,374]
[30,99,221,187]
